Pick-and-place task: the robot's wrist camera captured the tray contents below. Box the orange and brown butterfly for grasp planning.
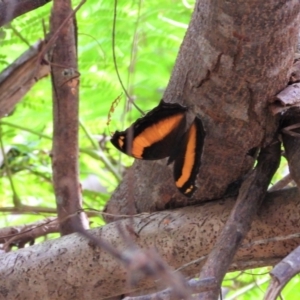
[111,100,205,197]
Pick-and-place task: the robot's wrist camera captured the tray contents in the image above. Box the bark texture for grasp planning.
[0,188,299,299]
[0,0,93,225]
[0,41,50,117]
[106,0,300,216]
[0,0,51,27]
[50,0,87,234]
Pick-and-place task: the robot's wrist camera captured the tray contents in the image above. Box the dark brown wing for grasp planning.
[111,101,187,160]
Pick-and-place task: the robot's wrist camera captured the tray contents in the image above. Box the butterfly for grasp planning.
[111,100,205,197]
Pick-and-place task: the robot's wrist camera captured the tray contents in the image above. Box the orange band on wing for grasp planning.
[132,114,185,158]
[175,122,196,188]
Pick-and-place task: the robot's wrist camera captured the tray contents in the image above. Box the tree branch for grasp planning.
[50,0,87,234]
[265,246,300,300]
[282,107,300,188]
[262,108,300,300]
[198,141,281,299]
[0,41,50,117]
[0,0,51,27]
[0,188,299,299]
[0,217,58,251]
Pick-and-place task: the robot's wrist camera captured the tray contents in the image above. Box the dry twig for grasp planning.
[268,174,293,192]
[0,217,59,252]
[264,246,300,300]
[281,108,300,187]
[123,278,217,300]
[197,140,281,299]
[0,0,51,27]
[0,41,50,117]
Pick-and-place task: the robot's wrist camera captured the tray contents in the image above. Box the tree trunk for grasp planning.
[105,0,300,217]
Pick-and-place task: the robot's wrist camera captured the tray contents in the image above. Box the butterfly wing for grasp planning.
[173,117,205,197]
[111,101,187,160]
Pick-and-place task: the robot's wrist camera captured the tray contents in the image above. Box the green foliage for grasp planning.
[224,269,300,300]
[0,0,193,226]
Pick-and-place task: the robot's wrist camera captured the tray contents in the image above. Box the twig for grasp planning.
[281,108,300,187]
[79,119,121,181]
[241,232,300,249]
[268,173,293,191]
[123,278,217,300]
[0,205,56,215]
[264,246,300,300]
[112,0,143,114]
[126,0,142,94]
[0,0,51,27]
[37,0,86,66]
[0,206,102,218]
[263,108,300,300]
[9,24,31,47]
[1,217,59,252]
[0,120,120,180]
[227,277,270,300]
[0,40,50,117]
[197,140,281,299]
[0,120,52,139]
[0,127,21,207]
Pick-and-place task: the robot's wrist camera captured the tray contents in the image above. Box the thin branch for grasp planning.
[198,140,281,299]
[0,120,120,181]
[0,120,52,140]
[79,119,99,150]
[0,127,21,207]
[0,217,59,251]
[36,0,86,67]
[0,205,56,215]
[124,278,217,300]
[228,277,270,300]
[0,207,101,220]
[9,24,31,47]
[126,0,143,94]
[79,120,121,181]
[0,0,51,27]
[281,107,300,187]
[0,41,50,117]
[268,173,293,191]
[264,108,300,300]
[112,0,143,114]
[265,246,300,300]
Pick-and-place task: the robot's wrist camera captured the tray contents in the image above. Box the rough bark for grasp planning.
[0,41,50,117]
[106,0,300,216]
[50,0,87,234]
[1,188,300,300]
[0,0,51,27]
